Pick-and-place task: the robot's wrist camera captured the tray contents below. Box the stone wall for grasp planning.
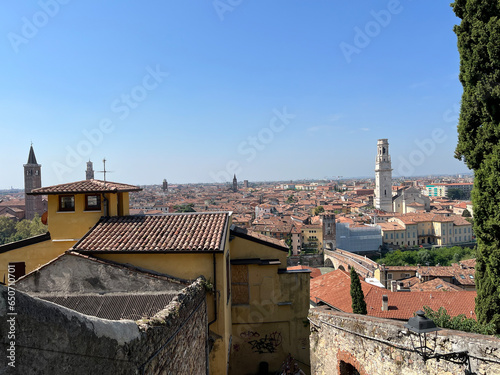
[287,254,324,267]
[0,278,208,374]
[309,307,500,375]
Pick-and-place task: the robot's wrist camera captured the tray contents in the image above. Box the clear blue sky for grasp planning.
[0,0,471,188]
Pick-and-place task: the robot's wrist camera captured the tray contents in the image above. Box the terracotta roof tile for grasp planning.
[311,269,477,320]
[30,179,142,195]
[72,212,229,253]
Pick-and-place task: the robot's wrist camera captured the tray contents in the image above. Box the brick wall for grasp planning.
[310,307,500,375]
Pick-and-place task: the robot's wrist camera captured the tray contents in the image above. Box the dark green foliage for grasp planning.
[423,306,496,336]
[286,195,296,204]
[447,188,468,200]
[0,215,47,245]
[312,206,325,216]
[462,208,472,217]
[376,246,475,267]
[452,0,500,332]
[173,204,196,213]
[350,267,367,315]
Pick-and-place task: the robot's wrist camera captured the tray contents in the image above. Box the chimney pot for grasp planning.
[382,295,389,311]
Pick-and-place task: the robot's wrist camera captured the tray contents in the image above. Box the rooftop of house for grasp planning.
[72,212,230,253]
[311,269,477,320]
[29,179,142,195]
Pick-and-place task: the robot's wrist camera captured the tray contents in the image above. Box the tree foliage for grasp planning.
[462,208,472,217]
[350,267,367,315]
[447,188,468,200]
[312,206,324,216]
[423,306,496,336]
[0,215,47,245]
[173,204,195,213]
[375,246,475,267]
[452,0,500,333]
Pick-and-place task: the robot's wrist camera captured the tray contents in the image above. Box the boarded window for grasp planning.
[231,264,249,305]
[8,262,26,281]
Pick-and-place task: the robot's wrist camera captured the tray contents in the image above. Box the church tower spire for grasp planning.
[232,174,238,192]
[374,139,393,212]
[24,144,43,220]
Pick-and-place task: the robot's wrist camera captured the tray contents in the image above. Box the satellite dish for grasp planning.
[41,211,48,225]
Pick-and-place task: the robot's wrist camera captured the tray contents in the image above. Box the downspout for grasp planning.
[208,252,217,326]
[102,193,109,216]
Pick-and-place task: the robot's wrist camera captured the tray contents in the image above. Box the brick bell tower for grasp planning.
[24,144,43,220]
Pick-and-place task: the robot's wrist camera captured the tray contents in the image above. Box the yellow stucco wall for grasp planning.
[96,248,232,375]
[47,194,104,240]
[0,239,75,282]
[229,236,310,374]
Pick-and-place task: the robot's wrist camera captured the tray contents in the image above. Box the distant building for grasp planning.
[24,145,44,220]
[162,178,168,192]
[232,174,237,192]
[243,179,248,188]
[336,222,382,253]
[392,186,430,214]
[426,183,473,199]
[85,160,94,180]
[374,139,393,212]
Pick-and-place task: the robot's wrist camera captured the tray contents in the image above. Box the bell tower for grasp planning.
[375,139,393,212]
[24,144,43,220]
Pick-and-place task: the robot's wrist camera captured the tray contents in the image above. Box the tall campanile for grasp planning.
[24,144,43,220]
[375,139,393,212]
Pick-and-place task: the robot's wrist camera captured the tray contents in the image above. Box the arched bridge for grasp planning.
[324,249,377,278]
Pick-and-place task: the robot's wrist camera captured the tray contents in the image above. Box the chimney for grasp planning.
[382,295,388,311]
[390,280,397,292]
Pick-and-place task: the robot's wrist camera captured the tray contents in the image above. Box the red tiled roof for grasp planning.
[311,270,477,320]
[30,179,142,195]
[409,278,463,292]
[72,212,229,253]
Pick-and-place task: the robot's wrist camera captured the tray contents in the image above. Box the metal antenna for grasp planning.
[97,158,113,183]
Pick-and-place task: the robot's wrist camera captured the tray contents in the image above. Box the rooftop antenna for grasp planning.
[97,158,113,183]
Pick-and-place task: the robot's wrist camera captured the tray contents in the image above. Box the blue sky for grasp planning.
[0,0,470,188]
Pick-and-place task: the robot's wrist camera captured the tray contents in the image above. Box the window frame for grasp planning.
[85,194,102,211]
[58,195,75,212]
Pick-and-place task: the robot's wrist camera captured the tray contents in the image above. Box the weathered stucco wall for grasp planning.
[0,278,208,375]
[287,254,324,267]
[14,252,187,295]
[309,308,500,375]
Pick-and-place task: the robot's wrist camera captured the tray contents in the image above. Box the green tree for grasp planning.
[447,188,466,200]
[8,215,47,243]
[286,195,295,204]
[173,204,196,213]
[312,206,324,216]
[0,217,16,245]
[452,0,500,332]
[462,208,472,217]
[423,306,496,336]
[350,267,367,315]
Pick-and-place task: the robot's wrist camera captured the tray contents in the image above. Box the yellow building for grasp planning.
[301,224,323,253]
[377,213,474,248]
[1,178,310,374]
[0,179,141,281]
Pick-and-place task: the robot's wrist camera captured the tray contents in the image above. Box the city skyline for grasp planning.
[1,1,471,189]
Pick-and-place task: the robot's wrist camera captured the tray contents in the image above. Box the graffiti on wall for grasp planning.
[247,331,282,354]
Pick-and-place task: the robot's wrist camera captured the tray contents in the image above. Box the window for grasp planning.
[8,262,26,281]
[404,273,411,278]
[85,194,101,211]
[231,264,249,305]
[387,273,393,280]
[59,195,75,211]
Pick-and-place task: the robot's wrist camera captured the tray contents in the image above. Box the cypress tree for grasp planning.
[452,0,500,332]
[350,267,367,315]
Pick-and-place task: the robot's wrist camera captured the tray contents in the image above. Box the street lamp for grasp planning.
[404,310,472,374]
